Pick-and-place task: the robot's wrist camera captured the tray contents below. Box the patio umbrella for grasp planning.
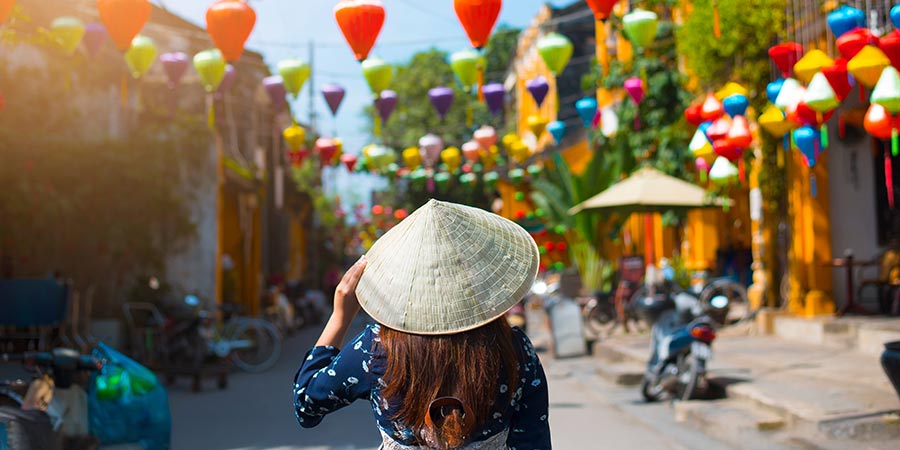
[569,166,727,265]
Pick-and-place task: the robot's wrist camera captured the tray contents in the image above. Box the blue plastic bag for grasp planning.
[88,342,171,450]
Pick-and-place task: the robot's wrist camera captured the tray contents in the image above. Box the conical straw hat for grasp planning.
[357,199,540,335]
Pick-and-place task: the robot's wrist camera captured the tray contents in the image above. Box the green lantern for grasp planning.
[460,172,478,185]
[193,49,227,93]
[527,164,544,177]
[552,262,565,271]
[410,167,428,186]
[508,168,525,186]
[434,172,452,190]
[514,191,525,201]
[450,49,482,90]
[554,224,567,235]
[483,171,500,188]
[535,208,546,218]
[362,57,393,94]
[278,58,311,99]
[622,9,659,49]
[539,246,548,256]
[51,17,86,56]
[355,156,369,173]
[367,145,397,172]
[472,163,484,173]
[385,163,399,177]
[537,32,574,76]
[872,66,900,114]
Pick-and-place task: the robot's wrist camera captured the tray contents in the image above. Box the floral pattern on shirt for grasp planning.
[293,324,551,449]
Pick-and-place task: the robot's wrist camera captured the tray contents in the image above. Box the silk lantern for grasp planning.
[124,35,156,79]
[263,76,287,111]
[716,82,748,100]
[83,23,106,57]
[97,0,151,52]
[0,0,14,23]
[849,46,890,88]
[696,157,710,182]
[362,57,392,94]
[375,90,398,124]
[316,138,339,165]
[804,72,839,148]
[403,147,422,169]
[727,116,752,150]
[538,33,574,75]
[879,31,900,71]
[419,134,443,168]
[206,0,256,62]
[685,103,704,126]
[450,49,481,90]
[462,141,481,163]
[822,59,851,101]
[584,0,617,20]
[837,28,877,60]
[793,50,833,84]
[871,66,900,155]
[527,76,550,108]
[774,78,805,110]
[474,125,498,149]
[441,147,463,173]
[453,0,501,50]
[722,94,749,118]
[482,83,505,115]
[768,42,803,78]
[600,106,619,138]
[575,97,598,128]
[793,125,820,169]
[160,52,189,89]
[283,125,306,152]
[701,93,725,120]
[689,129,714,158]
[709,156,739,187]
[625,77,645,129]
[322,84,346,116]
[622,9,658,49]
[51,17,86,56]
[528,115,548,138]
[547,120,566,144]
[429,87,454,120]
[194,49,226,92]
[759,105,794,139]
[341,154,358,172]
[335,0,385,61]
[828,5,865,39]
[766,78,785,103]
[278,59,311,99]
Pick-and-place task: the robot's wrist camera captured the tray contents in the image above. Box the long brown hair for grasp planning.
[379,317,520,449]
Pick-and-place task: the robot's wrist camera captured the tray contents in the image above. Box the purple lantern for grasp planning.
[526,76,550,108]
[428,86,454,120]
[321,84,346,117]
[216,65,237,99]
[375,90,398,124]
[160,52,190,89]
[482,83,505,115]
[82,23,106,58]
[263,76,287,111]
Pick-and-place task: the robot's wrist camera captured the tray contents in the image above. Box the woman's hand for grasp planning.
[316,256,366,348]
[333,256,367,324]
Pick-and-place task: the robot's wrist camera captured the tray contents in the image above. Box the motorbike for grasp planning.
[636,283,730,402]
[0,349,103,450]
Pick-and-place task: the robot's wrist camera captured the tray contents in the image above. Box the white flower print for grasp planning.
[531,378,541,387]
[500,384,508,393]
[347,376,359,385]
[362,359,369,373]
[327,369,336,377]
[354,340,363,350]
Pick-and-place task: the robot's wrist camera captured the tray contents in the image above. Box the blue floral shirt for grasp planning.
[293,324,551,449]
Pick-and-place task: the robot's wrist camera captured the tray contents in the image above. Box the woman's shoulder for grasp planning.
[509,326,539,364]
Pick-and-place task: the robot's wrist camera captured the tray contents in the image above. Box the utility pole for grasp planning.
[308,39,317,132]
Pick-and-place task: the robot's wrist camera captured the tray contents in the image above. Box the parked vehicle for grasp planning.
[0,349,102,450]
[636,289,728,402]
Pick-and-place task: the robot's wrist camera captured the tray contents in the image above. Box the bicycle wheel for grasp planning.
[228,319,282,373]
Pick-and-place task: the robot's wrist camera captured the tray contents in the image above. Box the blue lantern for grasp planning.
[723,94,749,117]
[547,120,566,144]
[793,125,820,168]
[575,97,598,128]
[766,78,785,104]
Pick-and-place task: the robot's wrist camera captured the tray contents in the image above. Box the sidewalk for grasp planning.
[592,324,900,449]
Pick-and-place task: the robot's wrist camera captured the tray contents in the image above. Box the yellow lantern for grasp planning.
[527,115,548,138]
[758,105,795,138]
[849,46,891,88]
[402,147,422,169]
[793,50,834,84]
[283,125,306,151]
[715,82,749,101]
[441,146,462,173]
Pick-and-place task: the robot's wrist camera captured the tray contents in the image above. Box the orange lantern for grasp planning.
[334,0,385,62]
[1,0,15,23]
[206,0,256,62]
[584,0,617,21]
[454,0,502,50]
[97,0,151,51]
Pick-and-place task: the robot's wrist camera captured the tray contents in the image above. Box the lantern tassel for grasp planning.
[783,134,790,151]
[699,169,707,184]
[860,86,866,104]
[207,94,215,130]
[477,61,485,103]
[634,115,641,130]
[739,158,746,184]
[374,111,381,138]
[820,124,829,149]
[811,173,818,198]
[886,149,895,209]
[713,0,721,39]
[427,176,435,193]
[777,146,785,168]
[893,128,899,157]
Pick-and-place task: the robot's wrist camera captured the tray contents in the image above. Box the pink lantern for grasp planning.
[695,157,710,183]
[624,77,645,129]
[462,141,481,163]
[473,125,498,149]
[315,138,338,164]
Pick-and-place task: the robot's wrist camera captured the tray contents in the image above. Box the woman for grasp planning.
[293,200,550,449]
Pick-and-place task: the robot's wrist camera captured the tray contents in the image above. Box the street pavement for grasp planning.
[168,316,734,450]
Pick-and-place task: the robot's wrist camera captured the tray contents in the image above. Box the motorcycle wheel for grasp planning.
[584,301,617,338]
[640,376,666,403]
[676,353,702,401]
[230,319,282,373]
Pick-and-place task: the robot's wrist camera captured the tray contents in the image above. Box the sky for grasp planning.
[152,0,569,207]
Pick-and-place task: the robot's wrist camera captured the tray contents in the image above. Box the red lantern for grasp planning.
[880,30,900,71]
[684,103,704,126]
[454,0,502,50]
[727,116,753,149]
[0,0,15,23]
[340,153,358,172]
[97,0,152,51]
[372,204,384,216]
[837,28,876,60]
[788,102,834,127]
[822,58,852,101]
[706,117,731,141]
[864,104,896,140]
[315,138,338,164]
[394,209,408,220]
[335,0,385,62]
[713,138,742,161]
[700,93,724,121]
[515,210,526,220]
[768,42,803,77]
[556,242,568,252]
[584,0,617,21]
[288,149,310,166]
[544,242,555,252]
[206,0,256,62]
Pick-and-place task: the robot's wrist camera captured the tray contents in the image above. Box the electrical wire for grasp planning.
[392,0,460,25]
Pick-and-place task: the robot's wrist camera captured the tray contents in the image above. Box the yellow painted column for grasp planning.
[214,133,225,305]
